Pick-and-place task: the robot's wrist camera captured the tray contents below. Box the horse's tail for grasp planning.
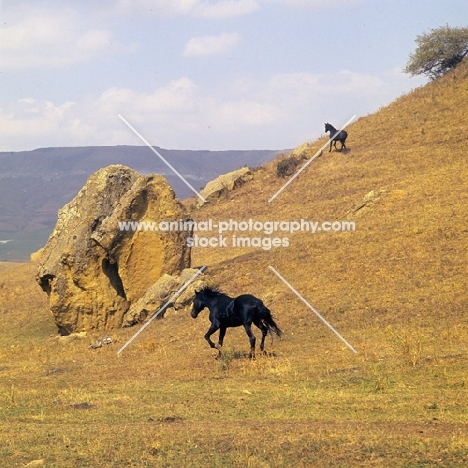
[257,301,282,337]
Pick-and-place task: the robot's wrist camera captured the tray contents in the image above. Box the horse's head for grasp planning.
[324,122,331,132]
[190,290,206,318]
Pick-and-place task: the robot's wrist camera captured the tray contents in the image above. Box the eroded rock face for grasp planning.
[36,165,192,335]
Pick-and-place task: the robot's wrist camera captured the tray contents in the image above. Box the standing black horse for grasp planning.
[191,286,282,358]
[325,122,348,152]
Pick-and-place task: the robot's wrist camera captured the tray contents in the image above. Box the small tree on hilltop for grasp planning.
[404,25,468,80]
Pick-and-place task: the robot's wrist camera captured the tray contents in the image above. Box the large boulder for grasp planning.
[197,167,252,206]
[36,165,192,335]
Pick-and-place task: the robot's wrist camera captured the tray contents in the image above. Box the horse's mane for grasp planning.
[198,285,222,296]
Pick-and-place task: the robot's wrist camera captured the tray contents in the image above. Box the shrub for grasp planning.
[276,156,300,178]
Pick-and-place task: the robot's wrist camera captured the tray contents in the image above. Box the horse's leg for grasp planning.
[243,323,256,359]
[254,320,268,353]
[329,140,333,152]
[218,326,227,349]
[204,323,220,350]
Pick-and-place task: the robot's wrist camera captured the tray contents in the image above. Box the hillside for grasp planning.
[189,61,468,319]
[0,146,281,261]
[0,62,468,467]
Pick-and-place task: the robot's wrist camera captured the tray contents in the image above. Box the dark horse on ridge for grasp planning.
[191,286,282,358]
[325,122,348,152]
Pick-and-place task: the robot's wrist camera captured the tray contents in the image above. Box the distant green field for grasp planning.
[0,229,51,262]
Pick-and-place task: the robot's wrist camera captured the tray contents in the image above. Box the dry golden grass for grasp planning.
[1,62,468,466]
[0,261,21,272]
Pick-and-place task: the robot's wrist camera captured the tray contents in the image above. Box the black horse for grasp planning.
[325,122,348,152]
[191,286,282,358]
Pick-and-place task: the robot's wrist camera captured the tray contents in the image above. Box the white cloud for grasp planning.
[135,78,198,114]
[194,0,260,18]
[0,7,129,69]
[261,0,364,8]
[113,0,200,16]
[261,70,386,105]
[0,99,78,147]
[111,0,362,18]
[98,78,198,117]
[0,69,425,152]
[76,29,114,54]
[184,32,241,57]
[109,0,258,18]
[0,78,200,150]
[212,101,281,128]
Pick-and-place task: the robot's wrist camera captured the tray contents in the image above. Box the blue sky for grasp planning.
[0,0,467,152]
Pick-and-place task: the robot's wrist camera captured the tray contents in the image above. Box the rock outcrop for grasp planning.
[122,268,207,326]
[290,142,313,158]
[36,165,192,335]
[197,167,253,206]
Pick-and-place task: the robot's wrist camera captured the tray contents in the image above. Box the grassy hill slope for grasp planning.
[0,63,467,467]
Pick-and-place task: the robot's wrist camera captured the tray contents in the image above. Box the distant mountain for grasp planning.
[0,146,283,261]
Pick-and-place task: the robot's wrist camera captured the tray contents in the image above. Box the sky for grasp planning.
[0,0,467,152]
